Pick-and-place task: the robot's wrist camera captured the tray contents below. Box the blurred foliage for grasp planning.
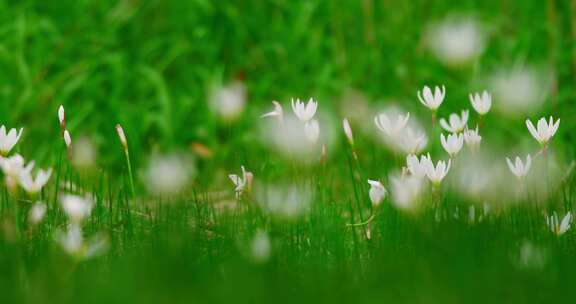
[0,0,574,169]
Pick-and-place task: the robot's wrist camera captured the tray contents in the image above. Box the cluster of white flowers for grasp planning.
[260,98,324,161]
[262,98,321,144]
[359,83,562,221]
[0,124,52,226]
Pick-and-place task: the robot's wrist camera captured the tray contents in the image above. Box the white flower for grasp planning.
[209,81,247,121]
[367,180,387,207]
[0,154,27,177]
[374,112,410,137]
[390,174,424,211]
[57,224,109,260]
[261,101,284,121]
[60,194,93,223]
[0,154,29,189]
[417,85,445,111]
[463,126,482,150]
[143,153,195,196]
[256,184,311,220]
[526,117,560,146]
[424,158,451,184]
[441,133,464,157]
[489,66,547,116]
[250,230,271,263]
[406,154,431,178]
[71,137,97,168]
[439,110,469,133]
[291,98,317,122]
[506,155,531,179]
[19,168,52,194]
[546,212,572,236]
[58,105,65,125]
[427,17,485,66]
[28,201,47,225]
[229,166,253,198]
[304,119,320,143]
[342,118,354,145]
[469,91,492,115]
[58,223,83,255]
[63,129,72,147]
[399,127,427,154]
[0,126,23,155]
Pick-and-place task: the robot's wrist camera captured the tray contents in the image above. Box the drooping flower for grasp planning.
[417,85,446,111]
[367,180,387,207]
[60,194,93,223]
[546,212,572,236]
[261,101,284,122]
[506,155,531,179]
[229,166,253,198]
[424,158,451,185]
[439,110,469,133]
[291,98,317,122]
[441,133,464,157]
[19,167,52,194]
[526,117,560,147]
[304,119,320,143]
[0,126,23,156]
[342,118,354,145]
[406,154,431,178]
[374,112,410,138]
[463,126,482,150]
[469,91,492,115]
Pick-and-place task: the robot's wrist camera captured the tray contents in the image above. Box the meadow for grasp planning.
[1,0,576,303]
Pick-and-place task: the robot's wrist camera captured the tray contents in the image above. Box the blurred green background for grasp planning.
[1,0,575,169]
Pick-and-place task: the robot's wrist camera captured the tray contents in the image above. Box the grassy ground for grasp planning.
[1,0,576,303]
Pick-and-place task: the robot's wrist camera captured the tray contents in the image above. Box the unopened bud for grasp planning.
[115,124,127,149]
[58,105,65,126]
[63,129,72,147]
[342,118,354,145]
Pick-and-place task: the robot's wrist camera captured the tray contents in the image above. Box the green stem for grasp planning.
[124,148,136,199]
[346,213,376,227]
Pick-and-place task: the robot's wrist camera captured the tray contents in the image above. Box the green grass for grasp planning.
[1,0,576,303]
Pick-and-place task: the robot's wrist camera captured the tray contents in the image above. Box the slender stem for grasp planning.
[543,145,550,200]
[124,148,136,199]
